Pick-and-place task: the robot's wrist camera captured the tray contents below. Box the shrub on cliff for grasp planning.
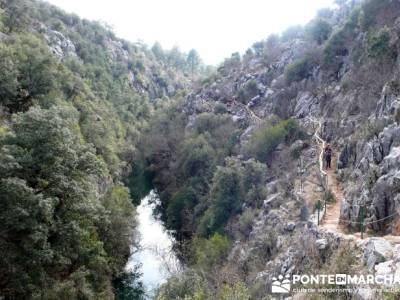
[197,165,244,236]
[367,27,391,58]
[285,51,320,84]
[306,18,332,44]
[246,118,300,162]
[238,79,259,104]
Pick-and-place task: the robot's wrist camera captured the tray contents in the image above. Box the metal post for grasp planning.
[300,178,304,193]
[325,174,328,190]
[298,157,304,193]
[317,200,321,226]
[360,206,365,239]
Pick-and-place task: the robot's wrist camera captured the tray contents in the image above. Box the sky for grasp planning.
[45,0,335,65]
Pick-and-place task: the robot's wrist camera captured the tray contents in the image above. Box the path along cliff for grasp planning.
[309,118,400,245]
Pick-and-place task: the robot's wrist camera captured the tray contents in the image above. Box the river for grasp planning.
[127,191,180,298]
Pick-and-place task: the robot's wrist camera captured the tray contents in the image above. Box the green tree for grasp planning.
[285,50,320,84]
[193,233,231,270]
[155,271,209,300]
[192,112,239,159]
[223,52,241,71]
[246,119,300,162]
[198,165,244,236]
[242,159,267,207]
[0,35,59,112]
[368,27,391,58]
[0,106,120,298]
[281,25,304,42]
[359,0,387,30]
[187,49,201,78]
[219,281,250,300]
[0,0,31,33]
[177,135,216,190]
[238,80,259,104]
[167,187,197,232]
[113,268,145,300]
[167,46,186,70]
[101,185,136,273]
[306,18,332,44]
[0,43,19,105]
[152,41,165,60]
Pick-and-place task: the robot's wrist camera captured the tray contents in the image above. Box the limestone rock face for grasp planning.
[169,1,400,295]
[338,143,355,169]
[44,28,77,59]
[294,91,319,118]
[374,260,392,277]
[339,125,400,228]
[375,84,400,121]
[315,238,327,250]
[363,238,393,270]
[382,146,400,173]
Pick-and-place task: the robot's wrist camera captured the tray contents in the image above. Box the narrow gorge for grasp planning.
[2,0,400,299]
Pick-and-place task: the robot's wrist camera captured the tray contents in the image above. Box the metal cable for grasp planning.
[307,117,399,228]
[337,211,399,225]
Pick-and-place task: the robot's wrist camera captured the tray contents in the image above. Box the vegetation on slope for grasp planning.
[2,0,400,298]
[136,0,400,298]
[0,0,210,298]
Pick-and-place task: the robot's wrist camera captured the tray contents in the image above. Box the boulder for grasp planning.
[338,143,355,169]
[379,124,400,156]
[383,146,400,173]
[357,157,370,173]
[290,140,307,154]
[395,262,400,282]
[375,83,400,120]
[363,238,393,270]
[265,180,282,194]
[371,139,384,164]
[315,238,328,250]
[339,119,356,137]
[367,149,400,230]
[285,222,296,232]
[300,206,309,221]
[374,260,393,277]
[264,88,274,98]
[362,142,374,164]
[248,95,262,108]
[263,193,283,209]
[393,244,400,261]
[354,287,375,300]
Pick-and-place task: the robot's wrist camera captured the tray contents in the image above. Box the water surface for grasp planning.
[127,191,180,297]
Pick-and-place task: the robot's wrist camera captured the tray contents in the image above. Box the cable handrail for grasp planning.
[308,117,327,177]
[307,117,399,232]
[241,103,262,124]
[337,211,399,225]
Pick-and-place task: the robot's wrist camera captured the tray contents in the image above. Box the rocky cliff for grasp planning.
[185,0,400,236]
[152,0,400,298]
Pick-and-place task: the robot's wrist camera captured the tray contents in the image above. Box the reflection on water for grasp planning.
[127,191,180,297]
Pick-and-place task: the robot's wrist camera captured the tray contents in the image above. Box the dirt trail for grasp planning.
[320,156,344,232]
[309,118,400,244]
[236,102,262,124]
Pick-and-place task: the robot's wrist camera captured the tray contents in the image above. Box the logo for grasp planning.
[270,273,400,295]
[271,274,291,294]
[335,274,347,285]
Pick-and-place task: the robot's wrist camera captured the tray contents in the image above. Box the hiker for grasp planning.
[324,144,332,170]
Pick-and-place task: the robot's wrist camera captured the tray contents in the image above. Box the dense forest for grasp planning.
[0,0,210,298]
[3,0,400,299]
